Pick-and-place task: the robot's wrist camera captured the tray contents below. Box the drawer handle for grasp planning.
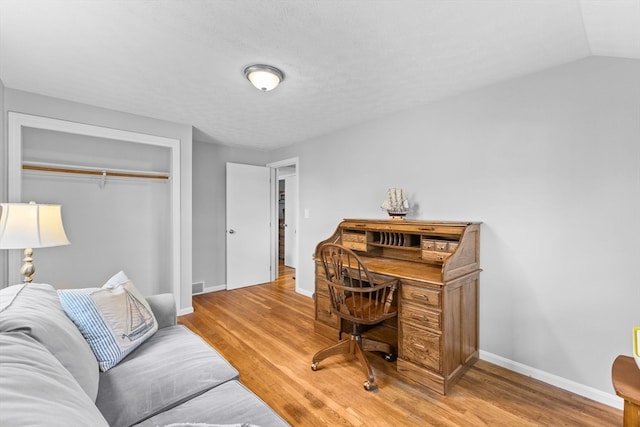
[412,342,426,350]
[420,227,435,231]
[411,314,429,322]
[413,293,430,302]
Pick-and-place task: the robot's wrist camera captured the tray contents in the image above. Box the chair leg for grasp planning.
[311,334,389,391]
[311,338,351,367]
[352,335,377,391]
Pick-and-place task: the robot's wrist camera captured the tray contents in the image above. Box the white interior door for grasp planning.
[284,175,298,268]
[226,163,271,290]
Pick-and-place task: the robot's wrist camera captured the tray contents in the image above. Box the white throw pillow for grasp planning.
[58,271,158,371]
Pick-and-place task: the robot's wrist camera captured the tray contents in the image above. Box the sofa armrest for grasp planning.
[145,294,177,329]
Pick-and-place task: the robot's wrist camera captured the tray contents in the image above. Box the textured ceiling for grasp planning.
[1,0,639,150]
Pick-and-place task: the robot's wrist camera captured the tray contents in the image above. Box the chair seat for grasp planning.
[338,295,397,325]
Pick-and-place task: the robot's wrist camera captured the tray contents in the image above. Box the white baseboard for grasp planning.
[479,350,622,410]
[296,287,314,298]
[204,284,226,293]
[202,282,314,298]
[178,306,194,316]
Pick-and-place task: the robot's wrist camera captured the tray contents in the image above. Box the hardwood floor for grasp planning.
[179,266,622,426]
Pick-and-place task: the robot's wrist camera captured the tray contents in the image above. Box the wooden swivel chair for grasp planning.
[311,243,398,391]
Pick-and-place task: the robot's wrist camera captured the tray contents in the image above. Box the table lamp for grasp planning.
[0,202,70,283]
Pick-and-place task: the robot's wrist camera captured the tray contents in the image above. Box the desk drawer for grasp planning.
[401,323,441,372]
[401,304,441,331]
[342,232,367,243]
[401,283,441,309]
[343,241,367,252]
[422,250,451,263]
[342,231,369,252]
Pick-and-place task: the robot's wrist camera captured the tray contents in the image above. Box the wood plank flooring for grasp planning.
[178,266,622,426]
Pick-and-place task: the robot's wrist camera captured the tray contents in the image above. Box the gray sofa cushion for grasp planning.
[133,380,289,427]
[145,293,178,329]
[0,283,99,401]
[96,324,240,427]
[0,332,109,427]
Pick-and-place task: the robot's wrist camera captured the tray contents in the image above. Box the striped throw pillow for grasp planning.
[58,271,158,371]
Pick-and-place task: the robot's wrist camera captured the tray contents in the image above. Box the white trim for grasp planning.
[268,157,299,169]
[204,284,226,293]
[178,307,194,316]
[268,166,278,282]
[479,350,623,409]
[296,288,314,298]
[7,112,182,312]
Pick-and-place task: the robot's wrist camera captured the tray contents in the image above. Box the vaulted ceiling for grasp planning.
[1,0,638,149]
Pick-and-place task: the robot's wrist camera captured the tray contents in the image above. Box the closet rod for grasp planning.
[22,163,170,180]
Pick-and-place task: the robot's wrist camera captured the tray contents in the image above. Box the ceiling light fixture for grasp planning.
[243,64,284,92]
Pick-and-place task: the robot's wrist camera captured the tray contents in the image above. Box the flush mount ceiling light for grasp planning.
[243,64,284,92]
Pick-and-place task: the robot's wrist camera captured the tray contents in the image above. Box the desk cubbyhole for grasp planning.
[373,232,420,248]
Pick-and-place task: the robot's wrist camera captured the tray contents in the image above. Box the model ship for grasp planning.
[124,289,156,341]
[381,188,409,218]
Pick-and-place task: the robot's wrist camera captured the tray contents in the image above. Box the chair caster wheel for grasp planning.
[311,362,319,371]
[363,381,377,391]
[384,353,397,362]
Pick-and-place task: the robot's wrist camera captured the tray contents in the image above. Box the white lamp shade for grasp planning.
[0,203,70,249]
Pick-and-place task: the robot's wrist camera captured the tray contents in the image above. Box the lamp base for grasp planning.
[19,248,35,283]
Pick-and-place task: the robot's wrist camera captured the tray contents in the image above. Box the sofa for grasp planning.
[0,281,290,427]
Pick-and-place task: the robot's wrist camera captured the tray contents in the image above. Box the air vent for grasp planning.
[192,281,204,295]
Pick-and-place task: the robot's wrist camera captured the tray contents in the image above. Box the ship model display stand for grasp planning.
[313,218,482,395]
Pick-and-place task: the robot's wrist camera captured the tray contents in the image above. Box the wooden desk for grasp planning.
[314,219,482,395]
[612,355,640,427]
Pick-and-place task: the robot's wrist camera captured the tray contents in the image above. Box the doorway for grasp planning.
[268,158,299,285]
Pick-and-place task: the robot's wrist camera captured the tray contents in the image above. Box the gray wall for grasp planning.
[21,128,171,295]
[2,56,637,402]
[192,140,268,290]
[269,56,640,398]
[3,89,194,313]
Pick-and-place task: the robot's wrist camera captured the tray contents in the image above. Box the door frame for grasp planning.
[266,157,299,283]
[6,112,183,312]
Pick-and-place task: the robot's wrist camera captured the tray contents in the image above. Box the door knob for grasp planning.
[228,229,235,234]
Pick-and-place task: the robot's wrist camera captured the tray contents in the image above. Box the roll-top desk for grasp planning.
[314,219,481,394]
